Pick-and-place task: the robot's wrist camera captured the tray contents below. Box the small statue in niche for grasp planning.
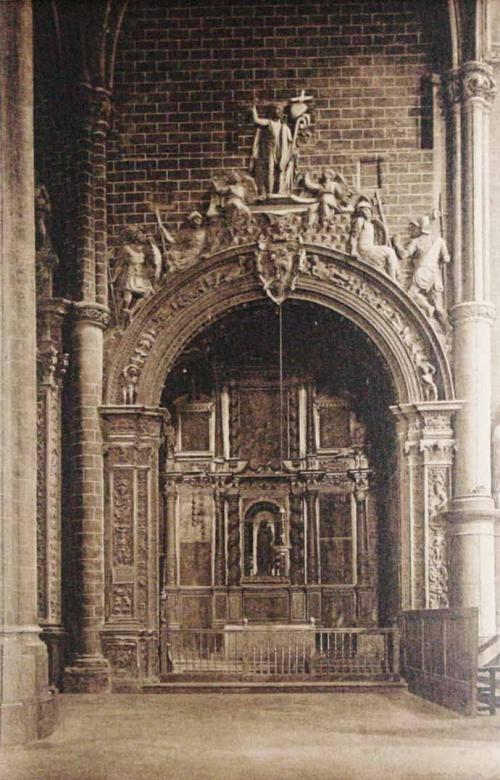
[111,227,162,322]
[160,211,208,272]
[415,349,439,401]
[349,197,400,282]
[256,516,275,577]
[34,177,59,298]
[394,213,451,334]
[207,170,256,222]
[35,179,53,251]
[302,169,354,227]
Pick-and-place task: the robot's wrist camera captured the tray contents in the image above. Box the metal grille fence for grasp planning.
[161,627,399,680]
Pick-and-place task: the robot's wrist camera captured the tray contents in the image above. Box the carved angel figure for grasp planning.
[349,197,400,282]
[111,227,162,322]
[207,170,256,221]
[160,211,208,272]
[302,169,354,227]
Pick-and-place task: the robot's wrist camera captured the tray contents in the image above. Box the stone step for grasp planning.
[143,679,407,694]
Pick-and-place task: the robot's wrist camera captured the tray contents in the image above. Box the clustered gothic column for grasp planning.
[391,403,460,611]
[36,300,70,688]
[443,61,499,639]
[100,407,165,690]
[0,0,56,744]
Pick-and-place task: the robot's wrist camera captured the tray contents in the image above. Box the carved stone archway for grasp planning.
[105,244,454,407]
[100,245,460,689]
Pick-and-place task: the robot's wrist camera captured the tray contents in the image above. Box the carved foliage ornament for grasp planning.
[427,467,449,609]
[74,303,111,329]
[443,62,497,106]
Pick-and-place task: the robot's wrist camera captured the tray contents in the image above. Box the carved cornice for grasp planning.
[450,302,496,325]
[73,302,111,329]
[443,61,497,107]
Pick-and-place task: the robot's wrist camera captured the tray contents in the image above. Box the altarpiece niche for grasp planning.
[159,303,393,636]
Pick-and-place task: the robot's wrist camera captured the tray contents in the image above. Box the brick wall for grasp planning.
[107,0,438,244]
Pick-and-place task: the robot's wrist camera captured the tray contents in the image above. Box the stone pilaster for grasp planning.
[391,402,460,611]
[305,483,319,585]
[64,302,111,692]
[100,407,166,690]
[0,0,57,744]
[36,299,70,689]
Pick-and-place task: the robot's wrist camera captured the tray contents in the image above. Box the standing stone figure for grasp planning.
[349,197,400,282]
[35,179,53,250]
[112,227,162,321]
[250,104,295,198]
[403,214,451,333]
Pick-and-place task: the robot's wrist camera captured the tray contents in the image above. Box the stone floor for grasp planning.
[2,692,500,780]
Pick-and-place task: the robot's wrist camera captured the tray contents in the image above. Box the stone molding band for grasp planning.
[450,301,496,325]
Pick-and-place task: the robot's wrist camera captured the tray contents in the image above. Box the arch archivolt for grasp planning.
[104,244,454,407]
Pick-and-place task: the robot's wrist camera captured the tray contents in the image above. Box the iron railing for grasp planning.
[161,626,399,680]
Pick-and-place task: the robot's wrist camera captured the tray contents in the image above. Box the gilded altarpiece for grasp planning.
[100,407,166,690]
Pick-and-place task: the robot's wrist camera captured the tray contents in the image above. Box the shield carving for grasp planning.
[255,239,306,305]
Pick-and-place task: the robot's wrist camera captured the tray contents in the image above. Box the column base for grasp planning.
[63,655,110,693]
[0,629,58,745]
[40,624,66,690]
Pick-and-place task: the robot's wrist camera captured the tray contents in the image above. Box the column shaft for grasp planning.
[0,0,56,744]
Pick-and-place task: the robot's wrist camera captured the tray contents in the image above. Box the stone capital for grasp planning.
[443,61,497,108]
[391,401,461,464]
[73,301,111,329]
[100,405,168,444]
[450,301,496,325]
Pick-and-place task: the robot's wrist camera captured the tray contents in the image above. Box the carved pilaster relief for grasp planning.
[392,402,458,611]
[289,492,304,585]
[101,407,164,681]
[112,470,134,567]
[427,468,449,609]
[226,493,241,586]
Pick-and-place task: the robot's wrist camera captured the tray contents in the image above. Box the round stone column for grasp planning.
[64,303,111,691]
[444,61,499,640]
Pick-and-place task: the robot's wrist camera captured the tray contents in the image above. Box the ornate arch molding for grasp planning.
[104,245,455,407]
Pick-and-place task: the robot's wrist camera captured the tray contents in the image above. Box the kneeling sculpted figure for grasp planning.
[349,197,400,282]
[160,211,209,272]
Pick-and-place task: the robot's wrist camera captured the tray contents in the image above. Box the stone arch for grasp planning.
[104,244,454,407]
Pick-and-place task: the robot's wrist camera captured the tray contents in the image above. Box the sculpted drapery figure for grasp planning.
[399,214,451,333]
[302,169,354,227]
[349,197,400,282]
[250,104,294,198]
[111,227,162,321]
[160,211,208,271]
